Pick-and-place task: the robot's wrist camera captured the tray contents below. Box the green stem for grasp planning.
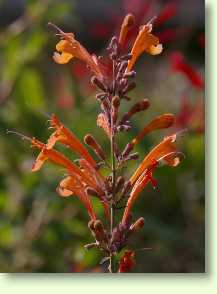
[109,60,116,273]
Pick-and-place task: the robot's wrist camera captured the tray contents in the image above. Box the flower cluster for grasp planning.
[19,14,183,272]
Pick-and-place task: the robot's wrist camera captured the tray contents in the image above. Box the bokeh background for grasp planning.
[0,0,204,273]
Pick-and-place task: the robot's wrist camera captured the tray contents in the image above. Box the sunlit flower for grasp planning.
[122,133,183,224]
[49,23,103,80]
[127,22,163,72]
[57,174,96,220]
[47,114,97,168]
[130,133,182,185]
[28,129,109,219]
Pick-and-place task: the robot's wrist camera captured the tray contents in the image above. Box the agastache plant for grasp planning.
[10,14,184,273]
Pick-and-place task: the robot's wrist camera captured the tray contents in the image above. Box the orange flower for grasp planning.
[131,113,175,146]
[130,133,181,185]
[31,137,101,191]
[30,137,110,219]
[57,174,96,220]
[127,22,163,72]
[121,133,183,225]
[118,250,135,273]
[122,160,158,225]
[47,114,97,168]
[50,23,103,80]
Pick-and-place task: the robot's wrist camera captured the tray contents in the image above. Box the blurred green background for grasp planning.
[0,0,204,272]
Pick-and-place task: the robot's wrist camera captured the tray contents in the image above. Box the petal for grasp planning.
[32,150,48,172]
[53,52,73,64]
[146,44,163,55]
[57,186,73,197]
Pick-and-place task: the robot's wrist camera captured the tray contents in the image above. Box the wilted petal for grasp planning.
[97,113,111,138]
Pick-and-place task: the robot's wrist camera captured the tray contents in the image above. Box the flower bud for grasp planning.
[117,125,131,132]
[119,13,135,46]
[123,71,136,78]
[121,99,150,124]
[115,176,125,193]
[111,96,120,124]
[121,180,132,196]
[84,134,106,160]
[117,61,128,75]
[122,143,134,158]
[85,187,99,197]
[91,76,107,92]
[130,217,145,232]
[84,243,97,250]
[126,152,139,161]
[122,81,136,94]
[119,53,133,61]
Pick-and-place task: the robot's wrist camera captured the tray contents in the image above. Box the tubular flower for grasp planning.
[131,113,175,146]
[122,160,158,225]
[50,24,103,80]
[30,133,108,219]
[127,23,163,72]
[47,114,97,168]
[57,174,96,220]
[32,138,100,190]
[130,133,182,185]
[122,152,182,225]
